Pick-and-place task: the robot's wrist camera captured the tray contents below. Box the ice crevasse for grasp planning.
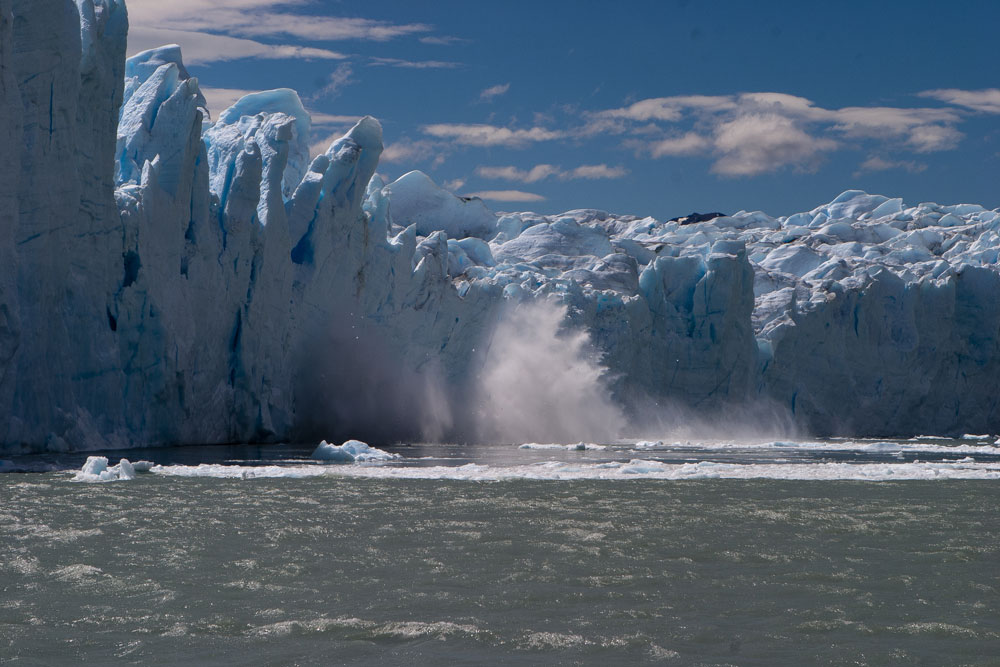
[2,0,1000,453]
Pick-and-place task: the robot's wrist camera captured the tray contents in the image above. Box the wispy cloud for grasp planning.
[126,0,431,64]
[422,123,564,148]
[479,83,511,103]
[312,63,355,101]
[127,0,431,42]
[854,155,928,177]
[476,163,627,183]
[128,27,347,64]
[419,35,470,46]
[463,190,545,202]
[919,88,1000,114]
[381,139,440,164]
[368,57,461,69]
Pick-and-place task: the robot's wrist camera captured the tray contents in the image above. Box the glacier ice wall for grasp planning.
[2,0,1000,453]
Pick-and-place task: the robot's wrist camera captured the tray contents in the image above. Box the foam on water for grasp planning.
[624,438,1000,455]
[121,459,1000,482]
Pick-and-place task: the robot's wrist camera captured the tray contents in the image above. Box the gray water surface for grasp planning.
[2,465,999,665]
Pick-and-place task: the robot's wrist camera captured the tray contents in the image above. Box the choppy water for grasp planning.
[2,439,1000,665]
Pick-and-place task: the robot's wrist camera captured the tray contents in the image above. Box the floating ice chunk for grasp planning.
[518,442,607,451]
[634,440,665,449]
[74,456,139,482]
[311,440,399,463]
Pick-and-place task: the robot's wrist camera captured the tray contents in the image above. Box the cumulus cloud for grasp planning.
[463,190,546,202]
[919,88,1000,114]
[647,132,712,158]
[479,83,511,103]
[422,123,565,148]
[711,114,837,176]
[476,164,627,182]
[905,124,964,153]
[589,91,967,176]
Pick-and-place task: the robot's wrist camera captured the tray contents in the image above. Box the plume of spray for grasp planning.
[293,305,453,444]
[469,299,626,444]
[619,393,806,445]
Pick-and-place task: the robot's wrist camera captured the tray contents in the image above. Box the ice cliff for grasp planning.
[2,0,1000,453]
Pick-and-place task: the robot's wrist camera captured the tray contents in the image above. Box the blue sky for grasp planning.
[126,0,1000,218]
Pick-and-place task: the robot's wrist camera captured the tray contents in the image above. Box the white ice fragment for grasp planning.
[311,440,399,463]
[73,457,138,482]
[634,440,664,449]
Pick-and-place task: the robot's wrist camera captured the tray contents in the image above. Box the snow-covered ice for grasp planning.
[3,2,1000,452]
[311,440,399,463]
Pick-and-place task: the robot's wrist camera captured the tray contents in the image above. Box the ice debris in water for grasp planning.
[73,456,155,482]
[518,443,607,451]
[311,440,399,463]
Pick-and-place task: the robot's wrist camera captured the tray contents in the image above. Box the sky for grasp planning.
[125,0,1000,219]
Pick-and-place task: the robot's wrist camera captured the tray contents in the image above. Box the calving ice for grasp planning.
[2,0,1000,453]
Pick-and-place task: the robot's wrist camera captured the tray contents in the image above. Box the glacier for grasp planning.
[2,0,1000,454]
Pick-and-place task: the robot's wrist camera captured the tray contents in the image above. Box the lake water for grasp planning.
[2,438,999,665]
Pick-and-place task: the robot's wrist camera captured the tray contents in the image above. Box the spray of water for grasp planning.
[469,300,626,444]
[297,297,799,447]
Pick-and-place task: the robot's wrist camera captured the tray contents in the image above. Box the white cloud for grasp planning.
[419,35,469,46]
[127,27,347,64]
[441,178,466,192]
[381,139,439,164]
[905,124,963,153]
[368,57,461,69]
[598,95,737,123]
[463,190,546,202]
[422,123,564,148]
[479,83,511,103]
[313,63,355,100]
[588,92,967,176]
[919,88,1000,114]
[476,163,627,183]
[648,132,712,158]
[127,1,431,42]
[711,114,837,177]
[855,156,927,175]
[564,164,628,180]
[476,164,561,183]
